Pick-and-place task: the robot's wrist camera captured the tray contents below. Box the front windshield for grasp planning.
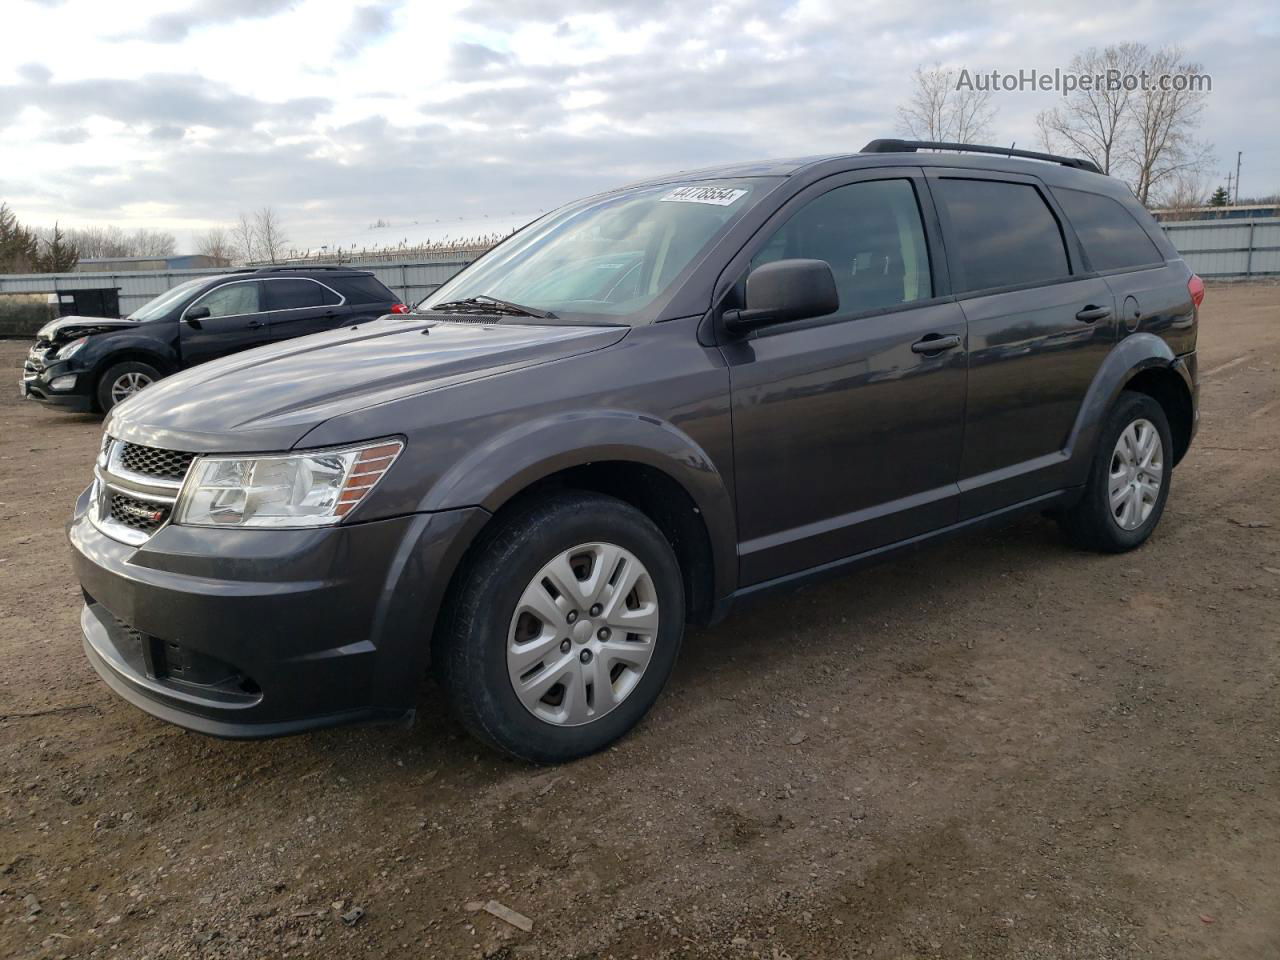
[419,178,778,325]
[128,277,211,321]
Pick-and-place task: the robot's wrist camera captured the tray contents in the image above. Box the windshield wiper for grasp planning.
[428,295,557,320]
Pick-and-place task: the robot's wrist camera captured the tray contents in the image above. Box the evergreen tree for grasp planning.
[0,202,40,272]
[37,222,80,272]
[1208,185,1230,207]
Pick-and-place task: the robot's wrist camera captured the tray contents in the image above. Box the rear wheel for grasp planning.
[97,360,160,413]
[439,493,685,763]
[1059,390,1172,552]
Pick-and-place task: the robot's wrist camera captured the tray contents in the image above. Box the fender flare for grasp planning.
[420,409,738,601]
[1063,333,1191,482]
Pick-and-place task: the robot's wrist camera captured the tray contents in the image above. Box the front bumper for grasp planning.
[21,351,95,412]
[69,484,487,737]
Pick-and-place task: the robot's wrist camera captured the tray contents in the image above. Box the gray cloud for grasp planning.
[126,0,295,43]
[449,41,513,73]
[18,63,52,84]
[43,126,88,144]
[338,4,400,57]
[0,74,329,131]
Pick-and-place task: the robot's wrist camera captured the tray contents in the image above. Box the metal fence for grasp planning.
[1,219,1276,329]
[0,256,480,320]
[1159,218,1280,279]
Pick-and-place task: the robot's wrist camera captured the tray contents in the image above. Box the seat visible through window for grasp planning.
[751,179,931,315]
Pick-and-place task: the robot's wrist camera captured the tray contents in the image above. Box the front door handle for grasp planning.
[1075,305,1112,323]
[247,320,265,329]
[911,333,961,354]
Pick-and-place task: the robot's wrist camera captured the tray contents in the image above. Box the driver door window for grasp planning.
[751,179,932,317]
[195,281,261,318]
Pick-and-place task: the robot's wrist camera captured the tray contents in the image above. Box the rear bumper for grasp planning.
[69,484,487,738]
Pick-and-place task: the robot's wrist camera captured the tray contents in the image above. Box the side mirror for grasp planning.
[184,305,211,324]
[723,258,839,335]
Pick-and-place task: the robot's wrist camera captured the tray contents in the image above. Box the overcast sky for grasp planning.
[2,0,1277,252]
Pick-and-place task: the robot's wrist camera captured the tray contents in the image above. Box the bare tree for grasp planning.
[1155,171,1210,219]
[128,227,177,257]
[1126,46,1213,205]
[232,212,257,265]
[196,226,235,265]
[253,207,289,264]
[897,63,996,144]
[1036,43,1146,175]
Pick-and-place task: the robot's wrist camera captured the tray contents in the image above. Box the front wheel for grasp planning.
[438,493,685,763]
[96,360,161,413]
[1059,390,1173,552]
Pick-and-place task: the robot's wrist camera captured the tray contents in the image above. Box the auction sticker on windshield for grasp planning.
[660,185,748,206]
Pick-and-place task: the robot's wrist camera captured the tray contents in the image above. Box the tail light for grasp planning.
[1188,274,1205,308]
[389,303,410,314]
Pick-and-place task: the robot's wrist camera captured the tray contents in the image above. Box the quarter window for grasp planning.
[751,179,933,314]
[195,282,261,318]
[1052,187,1164,271]
[933,179,1070,293]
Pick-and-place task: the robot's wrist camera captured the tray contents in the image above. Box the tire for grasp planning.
[439,492,685,763]
[97,360,161,413]
[1059,390,1173,553]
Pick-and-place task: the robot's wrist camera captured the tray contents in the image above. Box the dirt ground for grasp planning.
[1,284,1277,960]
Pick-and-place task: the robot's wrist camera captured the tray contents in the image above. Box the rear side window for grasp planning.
[933,179,1070,293]
[1053,188,1164,271]
[331,274,397,304]
[264,278,326,310]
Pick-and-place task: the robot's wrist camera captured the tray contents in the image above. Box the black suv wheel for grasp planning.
[439,493,685,763]
[97,360,161,413]
[1059,390,1173,552]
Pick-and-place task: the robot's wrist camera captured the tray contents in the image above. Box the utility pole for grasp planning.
[1234,151,1243,204]
[1225,171,1234,202]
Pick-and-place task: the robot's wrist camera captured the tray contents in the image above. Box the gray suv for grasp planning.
[69,140,1201,762]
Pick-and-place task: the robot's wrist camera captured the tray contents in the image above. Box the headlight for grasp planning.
[58,336,88,359]
[174,440,402,528]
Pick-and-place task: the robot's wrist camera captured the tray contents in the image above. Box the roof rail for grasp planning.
[861,139,1103,175]
[252,264,349,273]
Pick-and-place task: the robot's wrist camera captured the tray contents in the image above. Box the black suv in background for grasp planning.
[22,267,406,412]
[71,140,1201,762]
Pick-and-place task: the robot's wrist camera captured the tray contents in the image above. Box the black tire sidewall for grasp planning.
[446,494,685,763]
[1088,391,1174,550]
[97,361,161,413]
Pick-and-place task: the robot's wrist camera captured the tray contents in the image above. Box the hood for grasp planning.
[36,315,139,345]
[106,316,628,453]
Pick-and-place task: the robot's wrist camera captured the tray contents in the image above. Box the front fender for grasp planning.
[421,409,738,601]
[87,334,179,376]
[1063,333,1185,483]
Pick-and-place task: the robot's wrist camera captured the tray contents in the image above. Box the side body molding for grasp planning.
[419,409,739,602]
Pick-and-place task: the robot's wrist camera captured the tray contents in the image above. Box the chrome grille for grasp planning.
[119,443,195,481]
[91,438,189,546]
[107,493,171,534]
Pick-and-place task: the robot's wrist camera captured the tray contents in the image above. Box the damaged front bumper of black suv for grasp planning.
[68,458,485,738]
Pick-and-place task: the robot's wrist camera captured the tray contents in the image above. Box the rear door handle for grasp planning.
[247,319,265,329]
[911,334,961,354]
[1075,305,1112,323]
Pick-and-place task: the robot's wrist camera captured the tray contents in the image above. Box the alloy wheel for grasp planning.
[110,371,154,405]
